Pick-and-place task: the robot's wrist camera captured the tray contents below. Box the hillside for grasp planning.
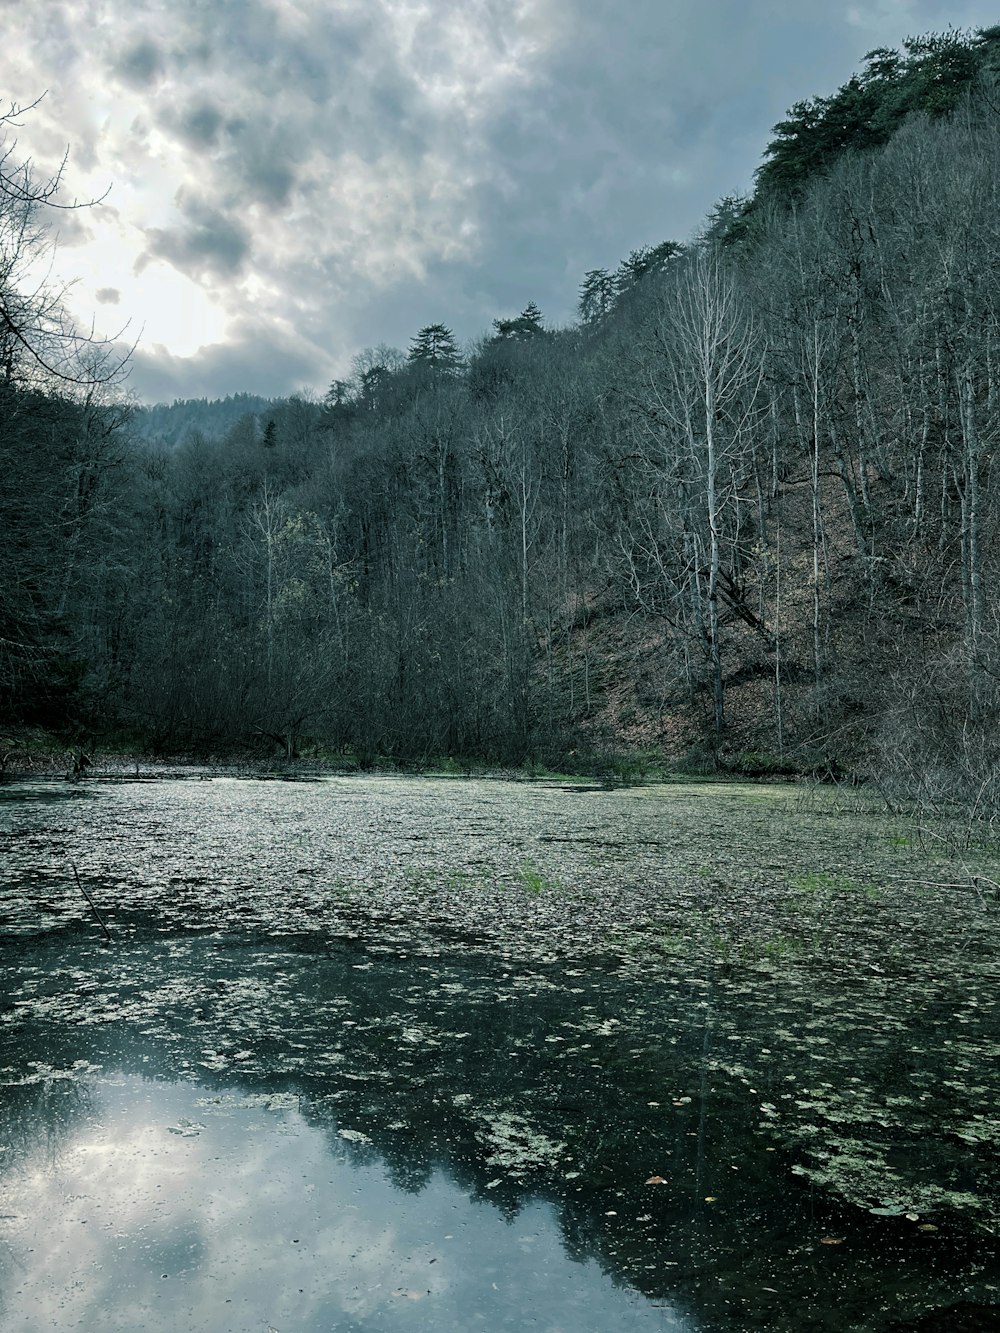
[3,28,1000,805]
[130,394,282,449]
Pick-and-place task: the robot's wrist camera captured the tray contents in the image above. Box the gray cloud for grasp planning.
[129,317,328,401]
[163,104,297,206]
[95,287,121,304]
[7,0,1000,402]
[222,120,297,207]
[469,0,868,299]
[174,101,224,150]
[53,210,94,249]
[113,38,164,89]
[143,193,250,279]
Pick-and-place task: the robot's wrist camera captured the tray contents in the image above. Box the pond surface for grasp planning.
[2,775,999,1331]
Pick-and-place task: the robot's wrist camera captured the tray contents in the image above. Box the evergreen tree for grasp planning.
[756,28,999,199]
[699,196,755,249]
[358,364,391,409]
[325,379,350,408]
[492,301,545,342]
[613,241,683,296]
[407,323,464,374]
[578,269,616,325]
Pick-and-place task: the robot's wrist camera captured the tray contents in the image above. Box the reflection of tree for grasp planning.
[380,1148,434,1195]
[5,937,989,1330]
[280,963,769,1325]
[0,1072,95,1173]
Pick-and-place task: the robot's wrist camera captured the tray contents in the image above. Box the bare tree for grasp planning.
[632,252,765,738]
[0,95,131,387]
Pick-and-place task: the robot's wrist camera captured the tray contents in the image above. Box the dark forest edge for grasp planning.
[0,722,882,792]
[5,29,1000,821]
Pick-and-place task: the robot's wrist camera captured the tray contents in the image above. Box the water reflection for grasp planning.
[3,777,1000,1330]
[4,932,993,1332]
[0,1072,685,1333]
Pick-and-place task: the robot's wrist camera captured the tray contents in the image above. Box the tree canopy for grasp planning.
[756,27,1000,199]
[407,323,464,374]
[492,301,546,342]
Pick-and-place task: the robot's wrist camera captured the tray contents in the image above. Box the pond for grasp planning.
[1,775,999,1331]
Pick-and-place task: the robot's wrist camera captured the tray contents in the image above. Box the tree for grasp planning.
[407,323,463,374]
[755,28,994,200]
[492,301,545,342]
[630,252,764,739]
[0,96,130,387]
[614,241,683,295]
[0,97,135,725]
[699,196,755,249]
[578,269,615,325]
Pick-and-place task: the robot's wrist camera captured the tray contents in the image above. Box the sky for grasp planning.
[3,0,999,404]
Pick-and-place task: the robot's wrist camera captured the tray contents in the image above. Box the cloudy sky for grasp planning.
[3,0,999,403]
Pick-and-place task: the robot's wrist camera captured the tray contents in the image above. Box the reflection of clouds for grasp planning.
[7,1094,207,1331]
[0,1073,687,1332]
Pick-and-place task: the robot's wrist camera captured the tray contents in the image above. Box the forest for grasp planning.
[5,27,1000,801]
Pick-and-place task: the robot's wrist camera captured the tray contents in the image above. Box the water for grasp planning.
[2,776,999,1330]
[2,1071,681,1333]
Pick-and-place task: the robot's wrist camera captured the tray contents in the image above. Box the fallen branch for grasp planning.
[71,862,113,942]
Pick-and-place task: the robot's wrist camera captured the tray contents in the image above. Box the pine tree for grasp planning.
[407,323,464,374]
[578,269,616,324]
[491,302,545,342]
[614,241,683,296]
